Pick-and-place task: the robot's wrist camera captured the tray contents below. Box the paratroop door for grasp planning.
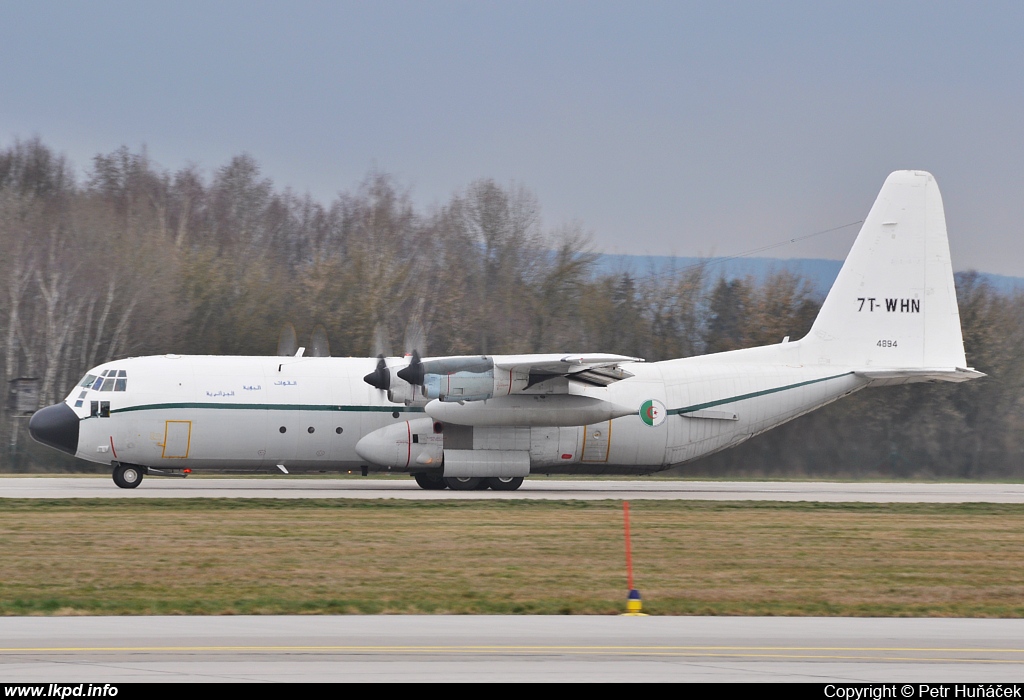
[162,420,192,458]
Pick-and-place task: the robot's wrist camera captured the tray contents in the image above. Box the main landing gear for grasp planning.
[413,473,447,490]
[487,476,524,491]
[112,463,144,489]
[412,474,524,491]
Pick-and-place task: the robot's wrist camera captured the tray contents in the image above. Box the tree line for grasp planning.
[2,138,1021,477]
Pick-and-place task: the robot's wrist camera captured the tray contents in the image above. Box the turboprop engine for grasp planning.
[362,355,422,404]
[396,353,519,402]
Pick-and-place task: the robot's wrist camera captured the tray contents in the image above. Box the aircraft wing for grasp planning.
[491,353,642,387]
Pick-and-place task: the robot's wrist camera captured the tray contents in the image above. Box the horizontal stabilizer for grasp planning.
[854,367,986,385]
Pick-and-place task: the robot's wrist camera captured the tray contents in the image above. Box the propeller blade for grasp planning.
[309,325,331,358]
[276,322,298,357]
[396,349,424,386]
[404,319,426,358]
[363,354,391,391]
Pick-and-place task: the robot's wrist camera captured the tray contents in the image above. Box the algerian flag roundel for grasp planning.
[639,399,667,427]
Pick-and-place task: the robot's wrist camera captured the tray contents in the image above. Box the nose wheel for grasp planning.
[112,463,144,489]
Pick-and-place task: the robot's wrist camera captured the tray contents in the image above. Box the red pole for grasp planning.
[623,500,634,591]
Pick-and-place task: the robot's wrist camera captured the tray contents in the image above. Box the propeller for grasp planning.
[365,318,429,392]
[363,355,391,391]
[396,349,424,386]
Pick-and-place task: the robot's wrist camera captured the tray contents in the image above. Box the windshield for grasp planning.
[77,369,129,392]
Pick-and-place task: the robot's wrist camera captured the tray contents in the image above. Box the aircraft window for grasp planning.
[100,401,110,418]
[90,401,99,417]
[79,374,98,388]
[114,379,127,392]
[117,370,127,377]
[102,370,111,377]
[336,427,343,434]
[79,391,88,399]
[100,378,115,391]
[279,426,287,433]
[92,377,104,391]
[307,427,315,434]
[74,400,83,408]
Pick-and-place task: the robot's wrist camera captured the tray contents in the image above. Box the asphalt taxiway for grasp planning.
[3,616,1024,682]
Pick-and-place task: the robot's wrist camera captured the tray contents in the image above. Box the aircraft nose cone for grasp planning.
[28,403,80,455]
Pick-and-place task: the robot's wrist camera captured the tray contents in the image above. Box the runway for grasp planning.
[2,616,1024,682]
[3,476,1024,502]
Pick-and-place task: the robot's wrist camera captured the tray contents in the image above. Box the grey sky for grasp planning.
[3,1,1023,274]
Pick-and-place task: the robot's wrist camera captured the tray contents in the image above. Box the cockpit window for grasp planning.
[81,369,129,392]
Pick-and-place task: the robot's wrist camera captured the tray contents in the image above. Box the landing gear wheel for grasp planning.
[414,473,448,490]
[112,464,144,489]
[486,476,524,491]
[444,476,484,491]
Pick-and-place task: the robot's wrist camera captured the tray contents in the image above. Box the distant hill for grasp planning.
[594,254,1024,298]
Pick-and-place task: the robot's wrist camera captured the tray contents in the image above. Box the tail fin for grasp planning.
[804,170,980,382]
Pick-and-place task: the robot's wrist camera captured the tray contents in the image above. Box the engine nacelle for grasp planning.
[423,370,495,402]
[421,368,534,402]
[386,377,419,404]
[354,417,443,469]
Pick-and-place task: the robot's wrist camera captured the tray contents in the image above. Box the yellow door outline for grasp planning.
[581,421,612,463]
[161,420,192,458]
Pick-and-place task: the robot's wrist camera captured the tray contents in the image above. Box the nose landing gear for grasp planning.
[112,463,144,489]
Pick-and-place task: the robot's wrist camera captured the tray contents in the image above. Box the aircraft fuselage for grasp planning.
[49,347,866,475]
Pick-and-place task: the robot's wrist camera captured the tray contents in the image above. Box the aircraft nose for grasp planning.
[28,403,80,456]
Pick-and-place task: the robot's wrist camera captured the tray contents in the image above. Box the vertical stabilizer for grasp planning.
[804,170,970,373]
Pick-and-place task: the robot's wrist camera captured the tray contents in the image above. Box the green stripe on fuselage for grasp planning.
[106,403,426,416]
[668,372,854,415]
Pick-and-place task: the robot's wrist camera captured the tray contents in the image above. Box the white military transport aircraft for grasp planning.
[29,171,983,490]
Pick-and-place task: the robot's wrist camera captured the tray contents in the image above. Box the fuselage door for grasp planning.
[162,420,192,458]
[581,421,612,462]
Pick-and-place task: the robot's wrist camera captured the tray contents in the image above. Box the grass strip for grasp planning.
[1,499,1023,616]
